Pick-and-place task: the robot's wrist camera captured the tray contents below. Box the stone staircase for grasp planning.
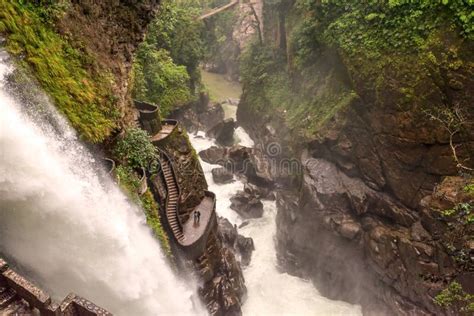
[160,153,185,242]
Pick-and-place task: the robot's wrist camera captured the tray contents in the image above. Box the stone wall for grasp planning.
[0,258,111,315]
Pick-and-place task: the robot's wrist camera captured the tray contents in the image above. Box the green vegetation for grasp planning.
[140,189,172,256]
[440,202,474,225]
[0,1,118,142]
[113,128,157,169]
[133,47,191,117]
[200,0,239,70]
[239,0,473,140]
[435,281,474,315]
[294,0,473,63]
[132,0,204,116]
[463,182,474,196]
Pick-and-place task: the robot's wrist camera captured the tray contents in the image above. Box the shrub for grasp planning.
[435,281,474,315]
[114,128,157,169]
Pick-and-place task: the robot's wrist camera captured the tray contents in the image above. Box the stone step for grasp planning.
[0,288,17,308]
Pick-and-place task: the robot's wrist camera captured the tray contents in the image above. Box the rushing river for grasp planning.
[192,72,362,315]
[0,50,201,315]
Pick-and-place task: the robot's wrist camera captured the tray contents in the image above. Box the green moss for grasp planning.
[0,2,118,143]
[140,189,172,256]
[435,281,474,315]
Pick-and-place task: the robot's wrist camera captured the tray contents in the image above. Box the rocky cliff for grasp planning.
[238,1,473,315]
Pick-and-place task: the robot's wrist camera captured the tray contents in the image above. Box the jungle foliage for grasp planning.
[132,0,205,116]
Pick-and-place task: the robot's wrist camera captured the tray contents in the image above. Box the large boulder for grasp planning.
[212,167,234,184]
[230,190,264,219]
[199,146,227,164]
[236,235,255,267]
[244,182,275,200]
[218,217,255,267]
[206,118,236,146]
[199,145,274,187]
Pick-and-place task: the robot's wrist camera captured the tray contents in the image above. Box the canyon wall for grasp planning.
[238,2,473,315]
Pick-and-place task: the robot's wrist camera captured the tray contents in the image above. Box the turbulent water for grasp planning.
[0,54,201,315]
[190,127,362,316]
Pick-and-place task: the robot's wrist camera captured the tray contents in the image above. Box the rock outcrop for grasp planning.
[206,118,236,146]
[230,190,264,219]
[57,0,160,127]
[218,217,255,267]
[199,145,273,187]
[212,167,234,184]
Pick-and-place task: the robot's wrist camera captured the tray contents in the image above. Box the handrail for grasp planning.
[133,99,160,113]
[156,148,184,241]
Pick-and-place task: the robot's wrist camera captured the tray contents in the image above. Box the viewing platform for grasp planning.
[154,150,217,259]
[0,258,111,316]
[133,100,178,144]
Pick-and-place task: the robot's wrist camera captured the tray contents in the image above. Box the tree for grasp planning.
[426,104,474,173]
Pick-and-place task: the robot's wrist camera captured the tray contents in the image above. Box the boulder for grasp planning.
[230,190,264,219]
[244,182,275,200]
[218,217,238,246]
[206,118,236,146]
[236,235,255,266]
[212,167,234,184]
[199,145,274,187]
[199,146,227,164]
[198,102,225,131]
[218,217,255,267]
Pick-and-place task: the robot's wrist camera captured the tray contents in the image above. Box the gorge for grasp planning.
[0,1,473,316]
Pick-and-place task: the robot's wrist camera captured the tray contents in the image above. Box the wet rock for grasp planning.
[171,98,225,133]
[218,217,238,246]
[236,235,255,267]
[337,221,361,240]
[199,146,227,164]
[218,217,255,267]
[244,182,275,200]
[199,145,274,187]
[206,118,236,146]
[230,190,264,219]
[212,167,234,184]
[198,102,225,131]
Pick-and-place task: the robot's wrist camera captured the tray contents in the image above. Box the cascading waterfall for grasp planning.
[0,52,201,315]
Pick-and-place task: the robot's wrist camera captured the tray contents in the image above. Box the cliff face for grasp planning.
[238,2,473,314]
[57,0,159,128]
[0,1,159,142]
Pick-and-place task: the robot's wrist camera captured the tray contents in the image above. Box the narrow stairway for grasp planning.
[161,156,185,242]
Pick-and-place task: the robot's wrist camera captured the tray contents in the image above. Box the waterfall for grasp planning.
[0,52,200,315]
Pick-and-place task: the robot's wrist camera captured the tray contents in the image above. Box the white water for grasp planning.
[190,124,362,315]
[0,56,201,315]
